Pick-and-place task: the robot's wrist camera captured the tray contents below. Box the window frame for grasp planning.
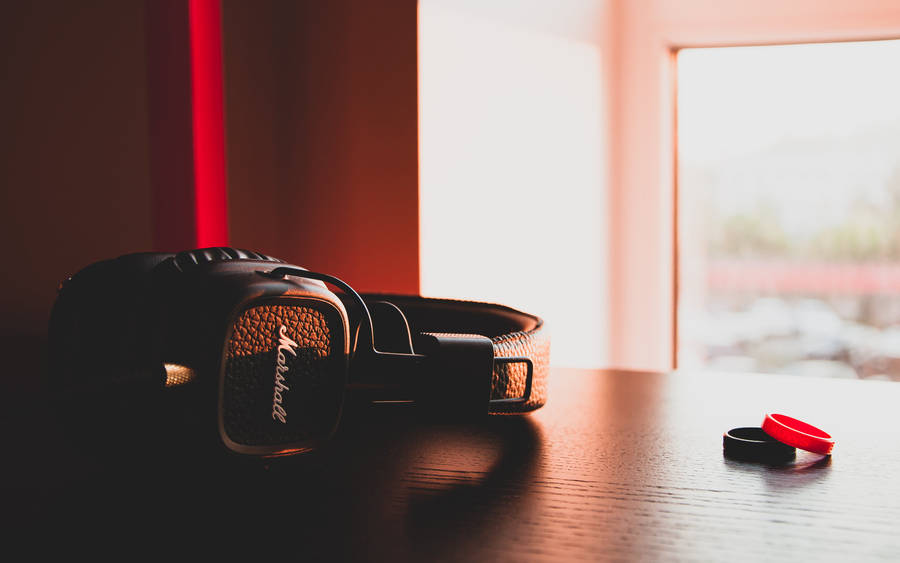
[609,0,900,372]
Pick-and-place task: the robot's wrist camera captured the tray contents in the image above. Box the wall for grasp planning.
[0,1,420,404]
[220,0,282,256]
[0,2,154,387]
[223,0,420,294]
[417,0,614,368]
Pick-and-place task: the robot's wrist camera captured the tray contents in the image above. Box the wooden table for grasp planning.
[7,368,900,559]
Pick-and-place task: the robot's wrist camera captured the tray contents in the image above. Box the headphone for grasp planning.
[48,247,550,457]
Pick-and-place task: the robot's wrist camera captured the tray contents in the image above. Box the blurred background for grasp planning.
[2,0,900,396]
[677,41,900,381]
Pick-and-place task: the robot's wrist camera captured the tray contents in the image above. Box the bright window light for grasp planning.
[677,39,900,381]
[418,1,607,368]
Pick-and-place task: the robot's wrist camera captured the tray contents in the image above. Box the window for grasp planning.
[677,40,900,380]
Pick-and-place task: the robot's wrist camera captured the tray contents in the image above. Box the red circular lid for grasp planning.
[761,413,834,455]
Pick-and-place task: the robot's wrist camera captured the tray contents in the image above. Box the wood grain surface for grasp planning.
[6,368,900,560]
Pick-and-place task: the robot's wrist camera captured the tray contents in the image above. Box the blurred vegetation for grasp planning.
[709,163,900,261]
[710,202,788,258]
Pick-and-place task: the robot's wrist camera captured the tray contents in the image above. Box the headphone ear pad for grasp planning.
[48,252,174,397]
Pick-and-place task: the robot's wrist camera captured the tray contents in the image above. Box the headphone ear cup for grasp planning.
[48,252,174,400]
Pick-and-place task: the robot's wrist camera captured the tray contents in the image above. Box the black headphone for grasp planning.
[48,247,550,457]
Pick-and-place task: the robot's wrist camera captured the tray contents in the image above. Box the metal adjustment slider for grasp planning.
[490,356,534,408]
[416,334,534,417]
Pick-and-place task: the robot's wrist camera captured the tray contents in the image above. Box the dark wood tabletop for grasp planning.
[7,367,900,559]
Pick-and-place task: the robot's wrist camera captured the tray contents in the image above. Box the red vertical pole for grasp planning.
[188,0,228,247]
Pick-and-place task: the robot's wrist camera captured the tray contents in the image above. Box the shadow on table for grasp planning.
[10,391,543,559]
[401,415,543,559]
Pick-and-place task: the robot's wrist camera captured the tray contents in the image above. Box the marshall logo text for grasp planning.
[272,325,299,423]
